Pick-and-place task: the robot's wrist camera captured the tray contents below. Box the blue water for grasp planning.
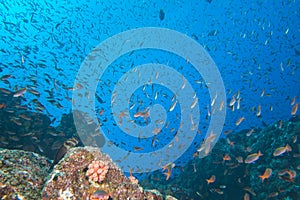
[0,0,300,197]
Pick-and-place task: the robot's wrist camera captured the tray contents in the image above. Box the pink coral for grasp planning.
[86,160,109,183]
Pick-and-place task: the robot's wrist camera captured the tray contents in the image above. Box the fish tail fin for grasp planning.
[164,172,170,180]
[286,144,292,151]
[259,175,265,183]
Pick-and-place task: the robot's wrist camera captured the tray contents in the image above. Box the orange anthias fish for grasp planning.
[244,151,263,164]
[0,103,6,109]
[223,154,231,161]
[206,175,216,184]
[280,169,297,179]
[134,109,150,119]
[244,193,250,200]
[291,103,298,115]
[235,117,245,126]
[162,163,175,181]
[226,138,234,146]
[273,144,292,156]
[259,168,272,182]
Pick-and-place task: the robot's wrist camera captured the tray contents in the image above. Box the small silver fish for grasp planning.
[13,87,27,97]
[169,101,177,112]
[191,98,198,109]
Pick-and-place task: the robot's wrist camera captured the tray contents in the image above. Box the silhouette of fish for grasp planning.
[159,9,165,21]
[49,137,79,171]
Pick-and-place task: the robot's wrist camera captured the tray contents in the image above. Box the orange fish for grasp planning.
[206,175,216,184]
[235,117,245,126]
[118,112,125,119]
[223,154,231,161]
[259,168,272,182]
[219,100,224,111]
[273,144,292,156]
[244,193,250,200]
[204,132,216,155]
[162,163,175,181]
[197,136,213,155]
[244,151,263,163]
[134,110,149,119]
[211,188,223,195]
[133,146,144,151]
[246,129,255,137]
[291,103,298,115]
[286,170,296,179]
[75,83,83,89]
[278,169,297,180]
[193,151,199,157]
[152,128,161,135]
[226,138,234,146]
[0,103,6,109]
[99,109,104,115]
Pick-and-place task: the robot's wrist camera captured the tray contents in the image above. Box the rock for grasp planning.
[42,146,163,200]
[0,149,51,200]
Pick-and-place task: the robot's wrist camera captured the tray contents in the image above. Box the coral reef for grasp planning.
[0,149,51,199]
[42,146,167,199]
[0,146,177,199]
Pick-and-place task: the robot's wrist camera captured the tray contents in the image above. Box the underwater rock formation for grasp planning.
[1,146,178,199]
[42,146,168,199]
[0,149,51,200]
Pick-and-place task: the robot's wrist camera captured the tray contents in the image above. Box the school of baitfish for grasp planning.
[0,0,299,199]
